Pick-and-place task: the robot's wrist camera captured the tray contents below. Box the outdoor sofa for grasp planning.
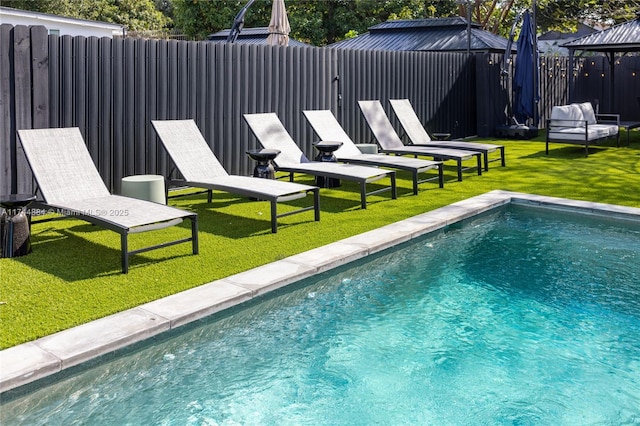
[546,102,620,157]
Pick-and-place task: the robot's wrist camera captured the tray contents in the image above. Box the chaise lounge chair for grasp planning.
[151,119,320,233]
[302,109,443,194]
[17,127,199,274]
[389,98,505,171]
[358,100,482,181]
[243,113,397,209]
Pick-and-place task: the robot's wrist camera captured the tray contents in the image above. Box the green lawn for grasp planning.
[2,133,640,349]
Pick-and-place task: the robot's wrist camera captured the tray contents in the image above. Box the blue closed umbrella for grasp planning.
[513,11,538,125]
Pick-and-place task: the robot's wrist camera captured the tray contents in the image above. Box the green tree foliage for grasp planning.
[11,0,638,43]
[536,0,640,32]
[2,0,170,31]
[171,0,458,45]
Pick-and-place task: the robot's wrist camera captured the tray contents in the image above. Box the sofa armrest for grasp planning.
[595,113,620,125]
[548,118,588,129]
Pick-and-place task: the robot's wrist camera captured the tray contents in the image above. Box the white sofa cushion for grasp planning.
[576,102,597,124]
[575,102,618,136]
[550,104,586,128]
[590,123,618,137]
[548,126,609,141]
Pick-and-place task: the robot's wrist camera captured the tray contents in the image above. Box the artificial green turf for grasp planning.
[1,134,640,349]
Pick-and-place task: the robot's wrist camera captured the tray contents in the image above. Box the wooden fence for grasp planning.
[3,24,638,196]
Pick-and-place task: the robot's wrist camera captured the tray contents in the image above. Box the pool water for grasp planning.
[3,205,640,424]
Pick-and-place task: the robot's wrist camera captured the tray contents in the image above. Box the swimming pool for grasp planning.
[2,192,639,424]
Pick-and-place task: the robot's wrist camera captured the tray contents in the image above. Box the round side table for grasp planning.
[121,175,166,204]
[432,132,452,141]
[313,141,343,188]
[246,149,281,179]
[0,194,36,258]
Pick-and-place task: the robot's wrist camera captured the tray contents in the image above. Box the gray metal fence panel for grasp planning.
[538,56,570,126]
[59,35,73,128]
[13,25,34,195]
[0,24,13,195]
[4,25,638,196]
[615,56,640,120]
[112,39,125,194]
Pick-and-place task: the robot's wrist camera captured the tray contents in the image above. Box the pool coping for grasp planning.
[2,190,640,393]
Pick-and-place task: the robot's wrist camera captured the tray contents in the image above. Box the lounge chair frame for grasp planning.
[152,120,320,233]
[18,128,199,274]
[389,99,506,171]
[303,109,444,195]
[244,113,397,209]
[358,100,483,181]
[29,198,198,274]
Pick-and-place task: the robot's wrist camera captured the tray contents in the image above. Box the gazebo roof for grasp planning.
[208,27,311,47]
[329,18,513,53]
[562,13,640,52]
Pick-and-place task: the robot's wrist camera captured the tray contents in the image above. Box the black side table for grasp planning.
[313,141,343,188]
[432,132,452,141]
[0,194,36,258]
[246,149,281,179]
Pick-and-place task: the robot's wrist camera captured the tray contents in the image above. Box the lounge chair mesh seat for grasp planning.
[358,100,483,181]
[151,119,320,233]
[302,109,444,194]
[244,113,397,209]
[17,127,199,273]
[388,99,505,171]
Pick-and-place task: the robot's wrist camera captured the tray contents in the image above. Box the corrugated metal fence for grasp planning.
[3,24,638,196]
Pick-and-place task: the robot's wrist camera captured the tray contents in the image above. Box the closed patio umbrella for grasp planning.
[513,10,538,125]
[267,0,290,46]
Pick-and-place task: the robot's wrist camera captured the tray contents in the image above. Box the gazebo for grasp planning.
[208,27,311,47]
[562,12,640,115]
[328,17,513,53]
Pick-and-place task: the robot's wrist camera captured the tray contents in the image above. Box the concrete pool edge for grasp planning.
[2,190,640,393]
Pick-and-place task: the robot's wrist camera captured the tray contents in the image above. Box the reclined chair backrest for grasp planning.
[151,120,230,181]
[17,127,110,204]
[243,113,311,166]
[357,100,406,150]
[302,110,363,156]
[388,99,432,144]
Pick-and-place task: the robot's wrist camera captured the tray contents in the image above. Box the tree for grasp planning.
[2,0,170,32]
[536,0,640,32]
[171,0,272,40]
[459,0,640,37]
[170,0,640,45]
[171,0,458,45]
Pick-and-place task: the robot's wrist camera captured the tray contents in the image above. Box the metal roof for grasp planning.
[208,27,311,47]
[0,6,125,31]
[538,23,597,41]
[368,17,482,31]
[329,18,512,53]
[562,14,640,52]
